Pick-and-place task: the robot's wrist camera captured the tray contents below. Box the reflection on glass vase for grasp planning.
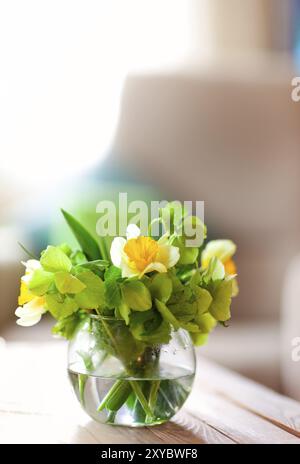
[68,316,196,427]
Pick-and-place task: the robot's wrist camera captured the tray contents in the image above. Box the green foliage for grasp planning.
[71,250,88,265]
[54,271,86,294]
[149,273,172,303]
[40,245,72,272]
[190,332,209,346]
[78,259,109,271]
[130,310,171,344]
[195,312,217,332]
[92,318,146,367]
[155,299,180,330]
[28,269,54,296]
[105,266,122,281]
[191,286,212,315]
[74,270,105,309]
[52,311,87,339]
[105,280,121,308]
[121,280,152,311]
[61,209,105,261]
[104,265,122,308]
[58,243,72,256]
[207,278,232,321]
[168,302,196,323]
[173,236,199,265]
[18,202,237,351]
[159,205,206,265]
[117,302,131,325]
[45,294,78,319]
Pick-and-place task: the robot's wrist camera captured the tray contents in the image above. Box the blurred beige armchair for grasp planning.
[112,66,300,392]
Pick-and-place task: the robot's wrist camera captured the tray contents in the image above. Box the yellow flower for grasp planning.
[202,240,237,276]
[110,224,180,278]
[224,258,237,276]
[18,280,35,306]
[15,297,46,326]
[15,259,47,326]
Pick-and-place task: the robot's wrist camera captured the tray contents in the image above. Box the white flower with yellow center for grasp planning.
[110,224,180,278]
[15,259,47,326]
[201,240,237,275]
[202,239,238,296]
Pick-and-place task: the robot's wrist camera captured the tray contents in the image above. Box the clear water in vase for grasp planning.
[68,318,196,426]
[68,364,194,426]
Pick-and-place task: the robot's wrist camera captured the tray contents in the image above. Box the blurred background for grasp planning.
[1,0,300,399]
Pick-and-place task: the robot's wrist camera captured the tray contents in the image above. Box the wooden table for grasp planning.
[0,341,300,444]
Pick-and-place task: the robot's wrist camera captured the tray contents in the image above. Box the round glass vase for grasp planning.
[68,315,196,427]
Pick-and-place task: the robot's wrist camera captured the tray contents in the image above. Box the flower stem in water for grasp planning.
[146,380,160,423]
[129,381,153,419]
[78,374,88,406]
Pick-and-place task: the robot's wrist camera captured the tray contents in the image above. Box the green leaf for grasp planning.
[149,273,172,303]
[105,279,121,308]
[156,299,199,332]
[208,279,232,321]
[117,301,130,325]
[104,265,122,308]
[179,247,199,265]
[168,302,196,323]
[71,250,88,265]
[189,269,201,286]
[61,209,105,261]
[155,299,180,330]
[91,318,145,366]
[28,269,54,296]
[74,270,105,309]
[45,294,78,320]
[121,281,152,311]
[192,287,213,315]
[54,271,86,294]
[190,332,209,346]
[40,246,72,273]
[78,260,109,270]
[58,243,72,256]
[130,310,171,344]
[104,265,122,281]
[52,312,87,339]
[195,312,217,333]
[172,236,199,265]
[170,273,184,292]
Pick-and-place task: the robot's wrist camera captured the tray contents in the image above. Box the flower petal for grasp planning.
[15,306,26,317]
[141,262,167,276]
[110,237,126,267]
[156,244,180,269]
[18,281,35,305]
[126,224,141,240]
[15,296,46,327]
[121,259,139,278]
[202,240,236,268]
[16,313,42,326]
[21,259,41,272]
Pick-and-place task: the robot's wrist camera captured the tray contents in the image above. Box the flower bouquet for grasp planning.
[16,203,237,426]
